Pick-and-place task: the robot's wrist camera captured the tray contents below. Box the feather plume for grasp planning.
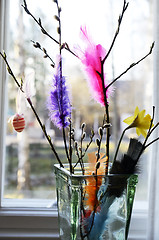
[81,154,115,238]
[110,138,143,175]
[84,193,116,240]
[109,138,143,197]
[47,62,71,129]
[78,26,109,106]
[84,152,106,211]
[24,72,36,101]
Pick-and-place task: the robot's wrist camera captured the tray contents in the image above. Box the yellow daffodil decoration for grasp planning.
[123,106,153,138]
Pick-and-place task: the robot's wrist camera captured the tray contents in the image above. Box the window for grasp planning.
[0,0,156,239]
[5,0,58,207]
[0,0,59,238]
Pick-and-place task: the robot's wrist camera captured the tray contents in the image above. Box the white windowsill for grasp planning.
[0,206,59,239]
[1,198,57,208]
[0,200,148,240]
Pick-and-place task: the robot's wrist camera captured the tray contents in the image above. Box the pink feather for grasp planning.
[79,26,108,106]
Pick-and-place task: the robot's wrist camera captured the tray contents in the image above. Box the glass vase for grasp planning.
[54,164,138,240]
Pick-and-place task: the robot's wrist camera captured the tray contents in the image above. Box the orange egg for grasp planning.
[12,114,25,132]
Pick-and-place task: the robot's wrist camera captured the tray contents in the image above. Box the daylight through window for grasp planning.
[3,0,153,210]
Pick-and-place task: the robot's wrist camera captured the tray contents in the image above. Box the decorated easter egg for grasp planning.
[12,114,25,132]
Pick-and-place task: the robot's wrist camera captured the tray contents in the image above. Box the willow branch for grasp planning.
[83,130,94,157]
[68,119,73,166]
[106,42,155,91]
[102,0,129,64]
[143,106,155,146]
[100,61,110,174]
[143,107,159,150]
[144,137,159,149]
[22,0,78,58]
[0,52,22,89]
[73,130,94,170]
[31,40,55,67]
[113,126,129,162]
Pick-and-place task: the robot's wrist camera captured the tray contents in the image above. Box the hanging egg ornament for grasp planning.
[12,114,25,132]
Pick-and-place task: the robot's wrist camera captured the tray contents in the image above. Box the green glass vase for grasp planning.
[54,164,138,240]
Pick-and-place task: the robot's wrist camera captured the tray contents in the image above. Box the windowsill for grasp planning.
[0,204,60,239]
[1,198,57,208]
[0,200,148,240]
[129,203,148,240]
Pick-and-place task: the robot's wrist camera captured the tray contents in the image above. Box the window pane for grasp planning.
[5,0,59,204]
[3,0,153,206]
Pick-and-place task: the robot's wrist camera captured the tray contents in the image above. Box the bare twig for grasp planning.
[73,128,95,171]
[143,107,159,150]
[113,126,129,162]
[143,106,155,146]
[0,52,22,90]
[68,119,73,168]
[100,60,110,174]
[106,42,155,91]
[102,0,129,64]
[22,0,78,58]
[144,137,159,149]
[31,40,55,67]
[83,130,95,157]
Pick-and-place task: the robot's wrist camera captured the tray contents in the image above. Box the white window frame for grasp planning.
[0,0,156,239]
[147,0,159,239]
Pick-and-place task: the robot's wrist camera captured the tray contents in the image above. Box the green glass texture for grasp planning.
[54,164,138,240]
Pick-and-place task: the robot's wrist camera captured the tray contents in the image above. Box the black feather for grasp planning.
[108,138,144,197]
[110,138,143,175]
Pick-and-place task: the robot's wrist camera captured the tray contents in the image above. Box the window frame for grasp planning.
[0,0,153,239]
[0,0,8,207]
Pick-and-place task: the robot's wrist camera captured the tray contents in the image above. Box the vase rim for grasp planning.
[54,163,138,178]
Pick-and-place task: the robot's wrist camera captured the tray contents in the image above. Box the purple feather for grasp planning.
[47,63,71,129]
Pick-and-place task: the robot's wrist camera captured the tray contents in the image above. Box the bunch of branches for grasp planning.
[0,0,154,174]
